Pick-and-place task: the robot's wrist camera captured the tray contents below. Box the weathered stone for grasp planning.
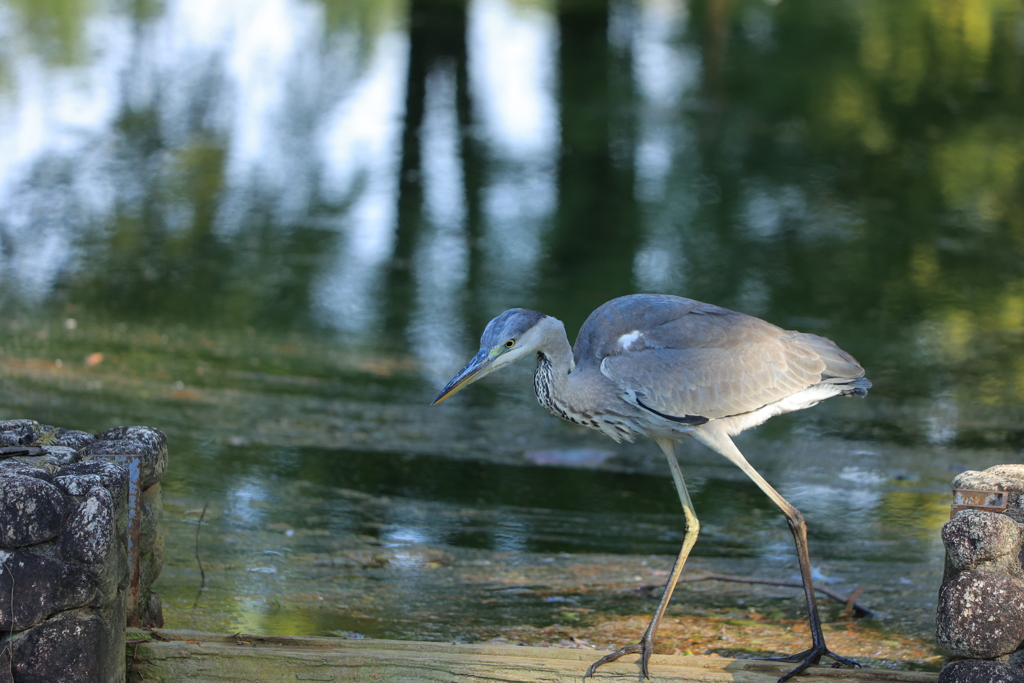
[99,581,128,680]
[55,461,128,503]
[939,659,1024,683]
[83,426,167,489]
[50,429,95,450]
[0,420,40,446]
[41,446,79,467]
[54,473,105,496]
[59,486,115,565]
[943,510,1023,572]
[0,421,74,449]
[91,532,128,609]
[10,612,110,683]
[953,466,1024,524]
[140,482,164,603]
[0,421,144,682]
[139,483,162,555]
[0,550,97,632]
[0,475,69,548]
[134,485,165,623]
[0,421,82,467]
[0,461,53,483]
[141,523,165,589]
[140,589,164,628]
[2,457,54,472]
[937,570,1024,658]
[0,641,11,683]
[140,483,161,548]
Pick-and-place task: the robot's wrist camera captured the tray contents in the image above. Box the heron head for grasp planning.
[431,308,549,405]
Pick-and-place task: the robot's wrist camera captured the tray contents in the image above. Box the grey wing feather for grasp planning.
[575,294,867,420]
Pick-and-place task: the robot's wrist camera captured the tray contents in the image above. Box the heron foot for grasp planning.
[585,632,655,679]
[760,646,860,683]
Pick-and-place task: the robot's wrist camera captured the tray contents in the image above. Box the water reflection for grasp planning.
[470,0,558,314]
[1,0,1023,652]
[314,29,405,335]
[153,442,961,644]
[3,0,1022,396]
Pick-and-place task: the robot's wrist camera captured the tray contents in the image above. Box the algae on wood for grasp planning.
[126,629,939,683]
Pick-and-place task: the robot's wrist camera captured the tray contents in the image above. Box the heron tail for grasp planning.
[839,377,871,397]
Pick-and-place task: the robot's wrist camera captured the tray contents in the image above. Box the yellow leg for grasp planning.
[586,438,699,678]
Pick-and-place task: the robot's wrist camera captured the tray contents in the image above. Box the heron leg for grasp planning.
[586,438,699,679]
[693,424,860,683]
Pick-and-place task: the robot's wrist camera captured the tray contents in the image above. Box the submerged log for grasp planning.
[126,629,938,683]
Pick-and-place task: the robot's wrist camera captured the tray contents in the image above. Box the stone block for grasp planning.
[82,495,129,609]
[0,461,53,483]
[0,420,40,447]
[139,483,162,534]
[54,473,104,496]
[953,466,1024,524]
[0,475,69,548]
[41,447,79,467]
[939,659,1024,683]
[139,483,162,556]
[50,429,95,451]
[0,421,165,681]
[140,589,164,628]
[937,569,1024,658]
[93,539,129,612]
[55,461,129,506]
[0,642,11,683]
[10,611,112,683]
[59,487,115,565]
[943,510,1023,574]
[83,426,167,489]
[141,523,165,589]
[0,422,92,453]
[0,550,97,632]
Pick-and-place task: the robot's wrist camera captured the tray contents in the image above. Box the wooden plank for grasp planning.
[126,629,939,683]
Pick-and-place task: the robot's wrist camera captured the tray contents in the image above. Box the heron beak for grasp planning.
[431,350,493,406]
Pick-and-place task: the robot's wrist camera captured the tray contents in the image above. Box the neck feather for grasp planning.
[532,317,573,374]
[531,317,575,417]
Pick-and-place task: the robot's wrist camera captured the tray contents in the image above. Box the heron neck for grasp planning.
[536,318,574,377]
[532,319,575,413]
[536,347,573,377]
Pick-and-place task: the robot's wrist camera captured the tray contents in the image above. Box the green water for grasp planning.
[1,0,1023,658]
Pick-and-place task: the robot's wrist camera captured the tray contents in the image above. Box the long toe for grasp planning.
[823,649,861,669]
[760,646,861,683]
[586,635,655,679]
[586,644,642,678]
[760,646,819,664]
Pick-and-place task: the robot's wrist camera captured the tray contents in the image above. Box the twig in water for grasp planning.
[843,586,865,619]
[195,502,209,596]
[643,571,877,619]
[196,502,208,588]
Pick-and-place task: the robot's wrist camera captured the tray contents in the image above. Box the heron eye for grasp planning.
[504,339,516,348]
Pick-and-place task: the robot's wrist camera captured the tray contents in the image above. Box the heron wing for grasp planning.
[575,294,865,420]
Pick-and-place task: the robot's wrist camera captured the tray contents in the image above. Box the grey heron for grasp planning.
[432,294,870,682]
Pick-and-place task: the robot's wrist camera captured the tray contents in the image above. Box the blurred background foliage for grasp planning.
[2,0,1022,407]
